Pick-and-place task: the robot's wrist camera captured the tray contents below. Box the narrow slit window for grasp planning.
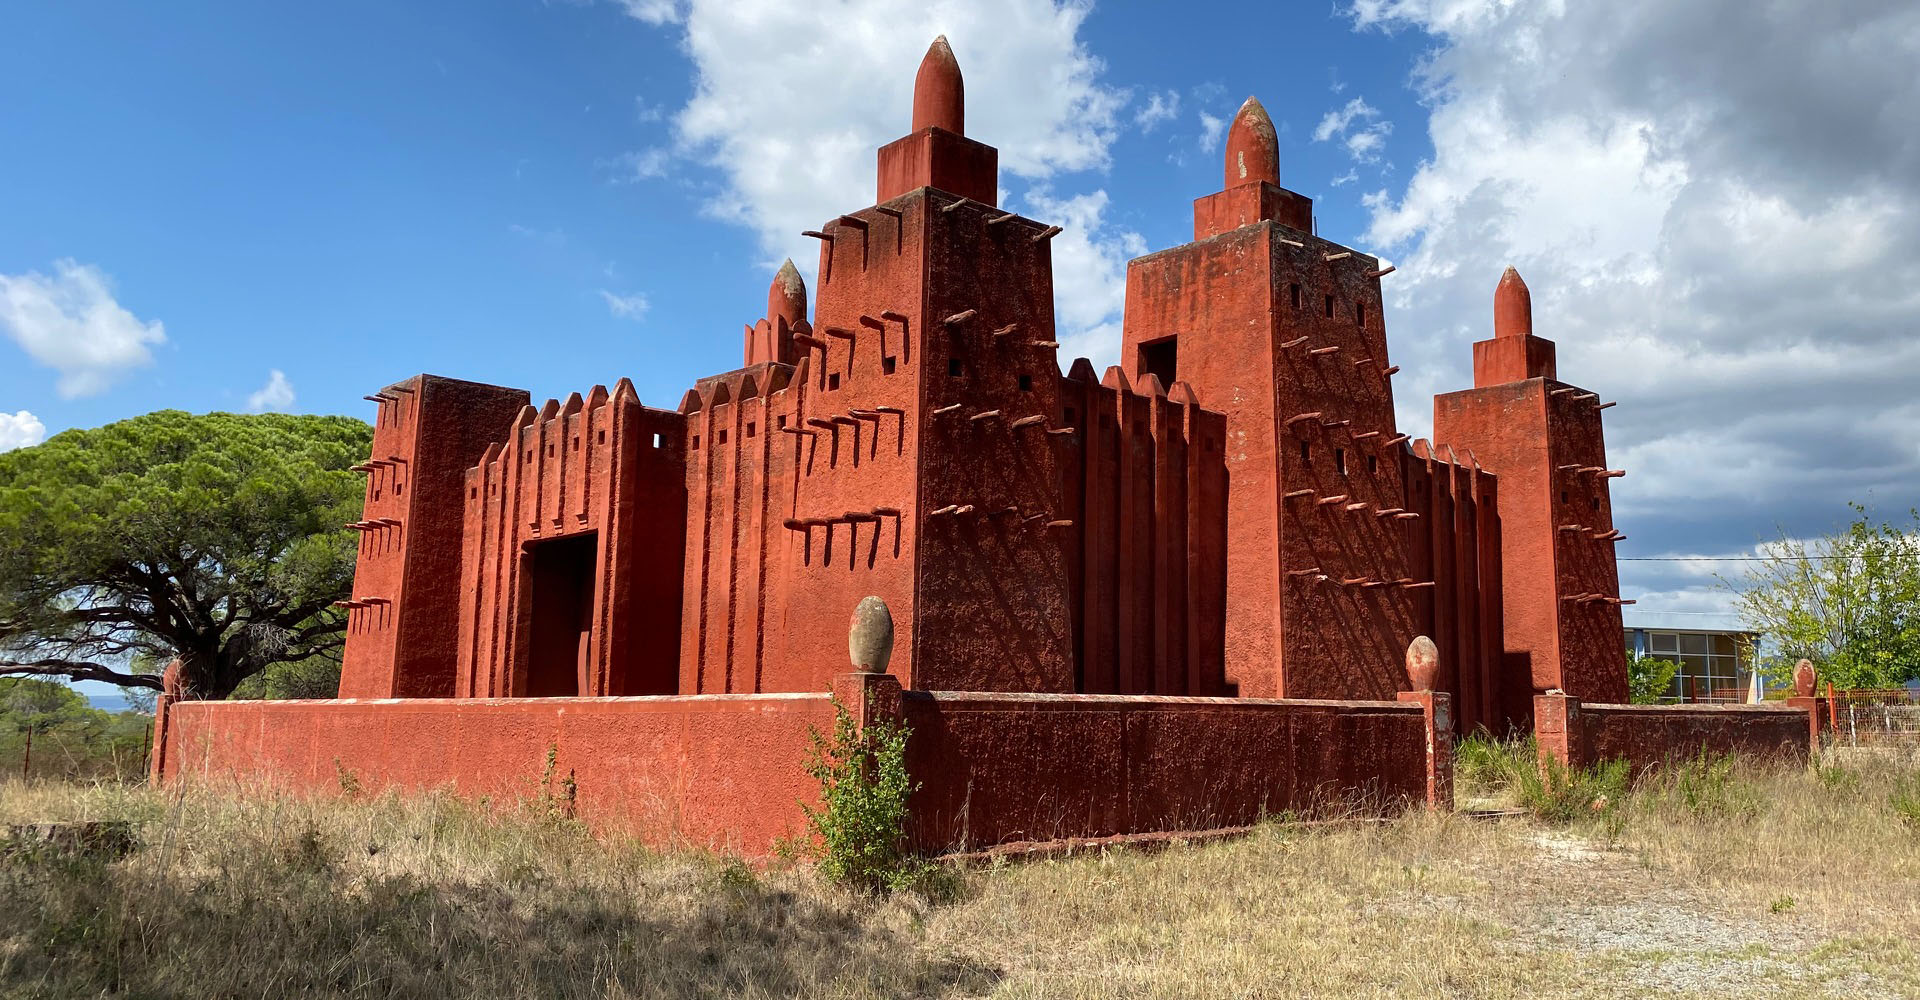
[1335,448,1347,475]
[718,429,728,445]
[1356,302,1366,327]
[746,422,756,438]
[948,357,963,377]
[1324,294,1335,318]
[1300,440,1312,467]
[828,373,840,391]
[652,432,663,448]
[883,356,897,375]
[777,415,787,429]
[573,436,580,451]
[1367,455,1377,474]
[691,435,701,451]
[1018,374,1032,392]
[1291,283,1301,309]
[1066,407,1077,423]
[597,430,606,445]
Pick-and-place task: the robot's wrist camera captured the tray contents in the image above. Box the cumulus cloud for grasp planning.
[0,410,45,452]
[1312,95,1391,163]
[614,0,680,25]
[1346,0,1920,605]
[1134,90,1180,131]
[1197,111,1226,153]
[1021,186,1146,371]
[605,0,1139,368]
[600,289,650,320]
[626,0,1126,269]
[0,260,165,398]
[246,370,296,413]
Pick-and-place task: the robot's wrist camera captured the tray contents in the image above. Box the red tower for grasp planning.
[1433,269,1628,705]
[338,375,530,698]
[1121,98,1423,700]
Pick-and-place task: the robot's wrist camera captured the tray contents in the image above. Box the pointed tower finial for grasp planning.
[768,258,807,328]
[1223,96,1279,189]
[1494,266,1532,339]
[912,35,964,134]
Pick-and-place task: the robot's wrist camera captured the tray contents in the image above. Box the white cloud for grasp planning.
[607,147,670,181]
[1312,95,1391,163]
[1134,90,1180,131]
[1330,168,1360,187]
[626,0,1126,268]
[614,0,681,25]
[0,259,165,398]
[1021,186,1145,371]
[246,370,295,413]
[0,410,45,452]
[1345,0,1920,582]
[1197,111,1225,153]
[600,289,650,320]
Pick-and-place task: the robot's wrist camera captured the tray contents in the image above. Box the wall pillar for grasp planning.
[1533,691,1583,770]
[830,671,904,731]
[1395,689,1454,809]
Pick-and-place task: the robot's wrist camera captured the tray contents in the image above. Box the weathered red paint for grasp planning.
[1535,693,1812,775]
[156,40,1792,854]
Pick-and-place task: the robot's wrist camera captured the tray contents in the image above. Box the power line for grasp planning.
[1619,555,1860,562]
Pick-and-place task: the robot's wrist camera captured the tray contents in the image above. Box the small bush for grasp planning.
[802,701,926,894]
[1515,755,1629,824]
[1454,733,1533,797]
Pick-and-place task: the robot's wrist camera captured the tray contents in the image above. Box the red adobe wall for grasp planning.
[1534,694,1812,775]
[901,691,1428,852]
[154,694,833,855]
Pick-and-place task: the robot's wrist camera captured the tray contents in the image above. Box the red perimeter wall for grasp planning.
[156,695,833,855]
[1535,694,1813,775]
[901,692,1428,852]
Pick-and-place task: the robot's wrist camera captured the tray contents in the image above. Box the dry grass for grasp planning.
[2,751,1917,999]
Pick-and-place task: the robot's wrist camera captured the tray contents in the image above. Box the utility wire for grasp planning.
[1618,555,1860,562]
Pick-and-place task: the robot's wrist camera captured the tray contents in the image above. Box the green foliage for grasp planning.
[1453,732,1534,795]
[1648,750,1760,820]
[1892,774,1920,829]
[231,653,343,700]
[1626,653,1681,704]
[0,677,150,781]
[1515,754,1630,825]
[0,410,371,698]
[1730,503,1920,691]
[801,702,925,894]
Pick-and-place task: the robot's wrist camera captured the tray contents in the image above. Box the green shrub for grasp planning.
[1515,755,1630,824]
[1892,774,1920,829]
[1654,750,1760,820]
[1454,733,1534,796]
[802,702,924,893]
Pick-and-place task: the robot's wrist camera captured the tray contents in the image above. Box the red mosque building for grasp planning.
[156,39,1815,853]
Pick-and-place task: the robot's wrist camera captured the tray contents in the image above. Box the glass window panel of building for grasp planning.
[1650,631,1749,702]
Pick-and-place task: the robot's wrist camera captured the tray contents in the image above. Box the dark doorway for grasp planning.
[526,533,597,697]
[1139,336,1178,389]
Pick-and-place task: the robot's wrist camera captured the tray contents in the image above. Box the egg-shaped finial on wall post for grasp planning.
[912,35,964,134]
[1494,266,1532,339]
[1405,635,1439,692]
[848,596,895,673]
[1793,658,1816,698]
[1223,96,1279,189]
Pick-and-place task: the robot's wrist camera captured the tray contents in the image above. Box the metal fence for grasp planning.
[1822,688,1920,752]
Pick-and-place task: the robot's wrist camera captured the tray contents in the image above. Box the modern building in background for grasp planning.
[1623,610,1759,703]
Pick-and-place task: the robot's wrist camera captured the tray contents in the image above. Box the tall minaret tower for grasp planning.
[743,259,809,366]
[1434,269,1629,705]
[1121,98,1418,700]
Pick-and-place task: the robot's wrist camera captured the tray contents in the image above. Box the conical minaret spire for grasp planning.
[1223,96,1279,189]
[1494,266,1532,339]
[912,35,965,134]
[768,258,807,328]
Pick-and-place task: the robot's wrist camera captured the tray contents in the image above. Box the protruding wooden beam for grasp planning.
[991,323,1019,339]
[1381,433,1410,447]
[986,212,1017,227]
[1027,340,1060,348]
[933,403,963,415]
[1369,265,1396,278]
[1283,489,1315,499]
[1317,494,1350,505]
[1011,414,1045,429]
[943,309,977,326]
[940,198,976,214]
[1309,345,1341,356]
[1031,225,1062,243]
[969,409,1002,422]
[1280,336,1309,350]
[1324,251,1352,261]
[802,230,833,242]
[1045,519,1073,528]
[1381,365,1400,376]
[1284,411,1324,426]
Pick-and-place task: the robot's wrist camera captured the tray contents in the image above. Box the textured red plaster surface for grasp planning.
[901,692,1426,851]
[160,695,832,854]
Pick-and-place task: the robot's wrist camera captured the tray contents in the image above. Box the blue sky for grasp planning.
[6,0,1919,683]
